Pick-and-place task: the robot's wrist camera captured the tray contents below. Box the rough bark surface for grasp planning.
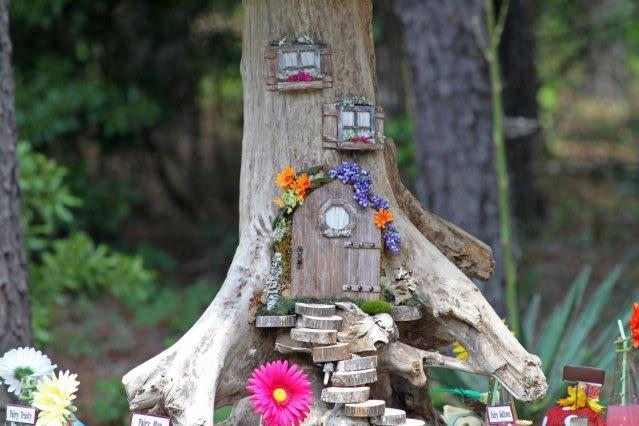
[499,0,543,223]
[123,1,546,424]
[0,0,32,409]
[394,0,505,313]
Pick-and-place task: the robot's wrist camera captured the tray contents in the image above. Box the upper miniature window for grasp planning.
[264,35,333,92]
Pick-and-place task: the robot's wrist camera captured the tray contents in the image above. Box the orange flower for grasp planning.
[374,209,394,228]
[291,174,312,198]
[629,302,639,348]
[276,167,296,189]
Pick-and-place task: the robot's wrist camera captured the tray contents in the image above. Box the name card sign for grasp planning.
[5,405,36,425]
[487,405,515,424]
[131,413,171,426]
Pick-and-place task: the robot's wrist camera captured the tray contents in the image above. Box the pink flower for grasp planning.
[247,360,313,426]
[352,134,372,143]
[286,71,314,82]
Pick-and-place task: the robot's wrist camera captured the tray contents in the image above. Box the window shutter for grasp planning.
[375,107,385,138]
[320,46,333,88]
[264,46,278,91]
[323,104,339,143]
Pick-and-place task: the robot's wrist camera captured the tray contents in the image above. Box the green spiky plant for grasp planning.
[430,265,629,421]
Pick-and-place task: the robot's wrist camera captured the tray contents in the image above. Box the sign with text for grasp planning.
[487,405,515,424]
[130,413,171,426]
[5,405,36,425]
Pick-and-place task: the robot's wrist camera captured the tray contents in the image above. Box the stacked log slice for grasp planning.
[255,315,297,328]
[321,386,370,404]
[404,419,426,425]
[331,368,377,387]
[371,408,407,425]
[295,303,336,317]
[336,356,377,372]
[312,342,350,363]
[344,399,386,417]
[297,314,342,329]
[290,327,337,344]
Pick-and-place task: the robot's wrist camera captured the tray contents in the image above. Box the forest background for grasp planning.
[4,0,639,423]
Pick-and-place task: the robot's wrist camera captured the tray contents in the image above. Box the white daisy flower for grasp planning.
[0,347,57,396]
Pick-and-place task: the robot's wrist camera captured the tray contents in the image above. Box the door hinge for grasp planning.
[296,245,303,270]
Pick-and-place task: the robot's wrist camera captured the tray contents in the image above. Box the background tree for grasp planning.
[393,0,505,313]
[0,0,32,408]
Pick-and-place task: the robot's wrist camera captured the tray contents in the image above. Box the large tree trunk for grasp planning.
[393,0,506,314]
[0,0,33,408]
[499,0,544,224]
[123,1,546,424]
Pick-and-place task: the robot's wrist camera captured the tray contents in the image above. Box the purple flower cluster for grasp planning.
[328,161,400,255]
[328,161,372,207]
[383,222,401,255]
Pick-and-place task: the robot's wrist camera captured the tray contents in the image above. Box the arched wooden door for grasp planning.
[290,180,381,300]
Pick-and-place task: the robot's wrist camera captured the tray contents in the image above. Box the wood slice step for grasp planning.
[295,302,336,317]
[290,327,337,344]
[256,315,297,328]
[404,419,426,426]
[297,314,342,329]
[312,343,350,363]
[321,386,370,404]
[331,368,377,387]
[371,408,407,425]
[344,399,386,417]
[391,305,422,322]
[336,356,377,372]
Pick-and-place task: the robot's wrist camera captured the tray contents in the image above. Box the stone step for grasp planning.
[255,315,297,328]
[344,399,386,417]
[371,408,407,425]
[336,356,377,372]
[404,419,426,426]
[295,302,336,317]
[390,305,422,322]
[321,386,370,404]
[290,327,337,345]
[297,314,343,329]
[331,368,377,387]
[312,343,350,363]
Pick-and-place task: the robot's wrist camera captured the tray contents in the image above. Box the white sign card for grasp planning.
[131,413,171,426]
[487,405,515,424]
[5,405,36,425]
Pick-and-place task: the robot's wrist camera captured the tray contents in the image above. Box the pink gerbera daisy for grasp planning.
[247,360,313,426]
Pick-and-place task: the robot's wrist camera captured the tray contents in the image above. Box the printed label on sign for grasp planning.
[5,405,36,424]
[131,413,171,426]
[487,405,515,424]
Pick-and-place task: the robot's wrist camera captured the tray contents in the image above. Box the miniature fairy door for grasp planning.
[290,180,381,300]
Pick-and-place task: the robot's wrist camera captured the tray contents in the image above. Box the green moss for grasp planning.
[359,300,393,315]
[403,294,422,307]
[257,298,296,316]
[274,218,292,290]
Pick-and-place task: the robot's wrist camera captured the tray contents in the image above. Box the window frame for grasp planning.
[277,45,321,75]
[338,105,376,143]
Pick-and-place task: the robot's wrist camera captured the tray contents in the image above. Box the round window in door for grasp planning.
[319,199,356,238]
